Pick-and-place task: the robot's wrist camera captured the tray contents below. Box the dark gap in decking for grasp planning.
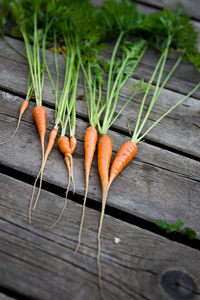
[144,138,200,162]
[0,286,35,300]
[0,87,27,100]
[1,163,200,252]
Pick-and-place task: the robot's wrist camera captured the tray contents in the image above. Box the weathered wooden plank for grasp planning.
[0,40,200,157]
[0,93,200,236]
[0,294,16,300]
[1,173,200,300]
[135,0,200,20]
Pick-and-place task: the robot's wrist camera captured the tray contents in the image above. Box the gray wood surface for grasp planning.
[0,294,16,300]
[1,92,200,237]
[1,173,200,300]
[135,0,200,20]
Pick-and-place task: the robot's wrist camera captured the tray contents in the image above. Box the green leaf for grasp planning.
[103,0,143,34]
[129,79,152,94]
[166,225,177,233]
[102,60,110,72]
[187,52,200,72]
[155,220,168,230]
[184,228,196,240]
[156,220,177,233]
[176,219,184,229]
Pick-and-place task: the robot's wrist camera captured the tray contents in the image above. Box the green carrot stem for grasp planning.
[33,13,39,103]
[136,82,200,143]
[108,90,139,129]
[117,42,148,93]
[104,31,124,120]
[132,50,167,141]
[154,54,183,100]
[133,43,170,140]
[21,30,38,99]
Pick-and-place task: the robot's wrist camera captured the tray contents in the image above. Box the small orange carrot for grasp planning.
[32,105,47,159]
[0,100,29,146]
[70,136,77,154]
[98,134,112,199]
[108,141,137,188]
[49,135,77,229]
[97,134,112,298]
[58,135,71,154]
[75,126,98,254]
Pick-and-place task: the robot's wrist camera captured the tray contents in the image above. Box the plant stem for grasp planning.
[103,31,124,125]
[136,82,200,143]
[133,42,170,141]
[132,50,167,141]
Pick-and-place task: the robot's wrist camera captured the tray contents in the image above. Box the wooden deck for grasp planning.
[0,1,200,299]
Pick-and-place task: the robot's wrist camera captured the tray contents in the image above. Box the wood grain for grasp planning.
[0,93,200,237]
[0,294,17,300]
[135,0,200,20]
[1,173,200,300]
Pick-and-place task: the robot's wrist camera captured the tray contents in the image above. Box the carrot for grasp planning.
[0,100,29,146]
[97,134,112,299]
[32,105,47,159]
[108,141,137,188]
[49,135,77,229]
[27,106,48,223]
[70,135,77,154]
[75,126,98,254]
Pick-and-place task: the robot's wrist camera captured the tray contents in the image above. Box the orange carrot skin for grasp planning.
[19,100,29,118]
[44,128,58,162]
[70,136,77,154]
[85,126,98,175]
[109,141,137,185]
[32,106,47,145]
[64,155,71,172]
[98,134,112,191]
[58,136,71,154]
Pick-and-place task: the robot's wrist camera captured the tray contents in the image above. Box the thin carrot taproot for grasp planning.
[97,134,112,299]
[0,71,33,146]
[0,100,29,146]
[48,135,77,229]
[32,128,58,209]
[29,127,58,223]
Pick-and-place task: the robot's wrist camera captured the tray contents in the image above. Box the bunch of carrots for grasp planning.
[1,0,200,299]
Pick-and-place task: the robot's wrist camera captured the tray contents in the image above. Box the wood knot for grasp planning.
[161,270,197,299]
